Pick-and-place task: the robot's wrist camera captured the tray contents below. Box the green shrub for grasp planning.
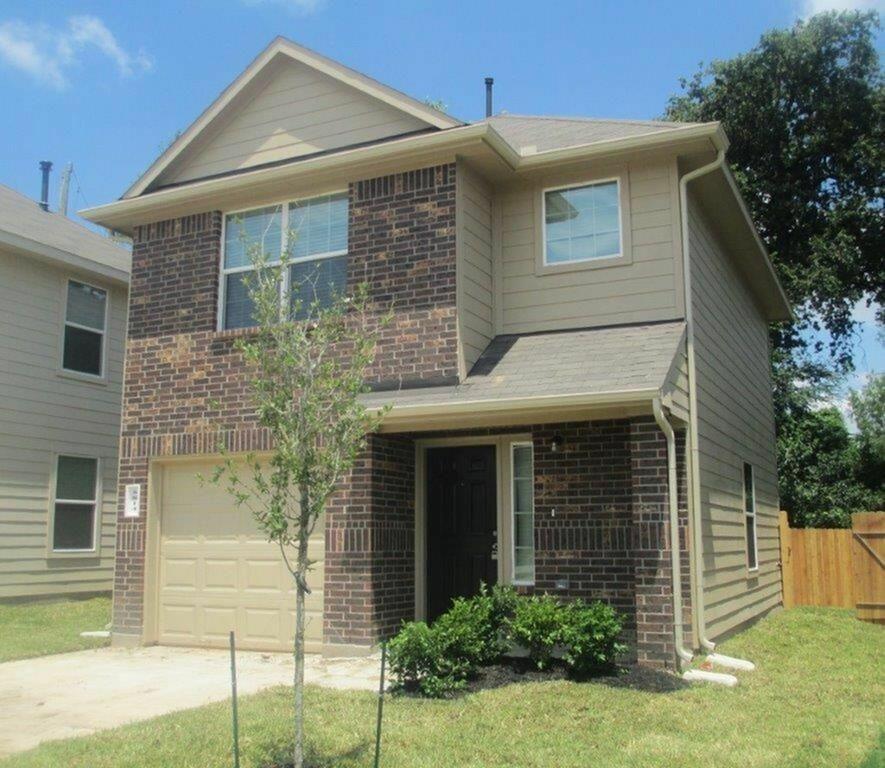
[433,598,491,667]
[387,621,470,697]
[487,582,519,627]
[506,593,565,670]
[389,591,627,695]
[560,600,626,676]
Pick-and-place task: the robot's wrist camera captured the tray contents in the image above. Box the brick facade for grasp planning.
[112,158,689,670]
[112,164,457,638]
[324,434,416,645]
[328,418,690,669]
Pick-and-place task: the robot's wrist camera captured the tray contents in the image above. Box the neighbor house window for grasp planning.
[511,443,535,584]
[52,456,98,552]
[63,280,107,376]
[744,462,758,571]
[221,192,348,329]
[543,179,621,265]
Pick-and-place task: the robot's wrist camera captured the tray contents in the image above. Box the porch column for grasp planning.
[323,434,415,652]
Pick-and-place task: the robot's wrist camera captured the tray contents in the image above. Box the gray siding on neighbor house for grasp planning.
[456,161,494,373]
[687,194,781,639]
[0,249,125,598]
[496,156,684,335]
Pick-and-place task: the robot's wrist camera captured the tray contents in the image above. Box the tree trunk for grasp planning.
[293,572,305,768]
[292,490,311,768]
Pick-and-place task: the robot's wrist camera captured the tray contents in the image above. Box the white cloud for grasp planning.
[240,0,325,14]
[799,0,884,16]
[0,15,152,89]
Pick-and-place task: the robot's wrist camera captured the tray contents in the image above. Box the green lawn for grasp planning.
[0,596,111,663]
[2,608,882,768]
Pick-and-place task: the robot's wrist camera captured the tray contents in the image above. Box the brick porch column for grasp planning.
[323,434,415,651]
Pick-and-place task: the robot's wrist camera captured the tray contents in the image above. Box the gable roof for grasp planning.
[0,184,130,285]
[126,37,462,199]
[361,321,687,426]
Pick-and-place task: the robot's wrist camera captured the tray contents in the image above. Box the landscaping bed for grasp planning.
[387,586,626,697]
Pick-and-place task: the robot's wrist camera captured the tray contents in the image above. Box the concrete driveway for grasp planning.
[0,645,380,758]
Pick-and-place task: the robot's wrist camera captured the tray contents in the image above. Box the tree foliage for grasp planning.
[666,11,884,370]
[204,231,388,768]
[851,372,885,493]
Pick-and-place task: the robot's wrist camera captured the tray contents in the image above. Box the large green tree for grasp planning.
[666,11,884,524]
[667,11,883,369]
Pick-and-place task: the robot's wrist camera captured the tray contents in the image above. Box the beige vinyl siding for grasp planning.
[687,194,781,639]
[167,59,431,185]
[0,249,125,599]
[663,343,690,422]
[456,161,495,373]
[497,156,684,334]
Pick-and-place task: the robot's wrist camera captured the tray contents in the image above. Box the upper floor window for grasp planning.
[221,192,348,329]
[63,280,107,377]
[744,462,758,571]
[543,179,622,266]
[52,455,98,552]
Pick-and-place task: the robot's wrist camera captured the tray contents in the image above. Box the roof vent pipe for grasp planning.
[485,77,494,118]
[39,161,52,212]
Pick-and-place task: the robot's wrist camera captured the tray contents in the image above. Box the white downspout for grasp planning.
[652,397,693,670]
[679,149,755,675]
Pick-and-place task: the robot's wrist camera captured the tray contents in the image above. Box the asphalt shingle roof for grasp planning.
[361,321,686,411]
[0,184,130,275]
[480,115,701,155]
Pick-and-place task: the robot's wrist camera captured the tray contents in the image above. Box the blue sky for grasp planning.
[0,0,880,401]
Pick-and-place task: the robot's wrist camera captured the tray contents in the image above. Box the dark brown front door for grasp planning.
[426,445,497,622]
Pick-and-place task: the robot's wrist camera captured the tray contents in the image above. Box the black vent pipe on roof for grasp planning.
[39,160,52,212]
[485,77,494,118]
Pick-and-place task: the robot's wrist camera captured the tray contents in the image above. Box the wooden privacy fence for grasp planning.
[779,511,884,623]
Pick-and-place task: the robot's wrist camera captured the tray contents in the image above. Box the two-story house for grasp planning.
[0,183,129,600]
[82,38,791,671]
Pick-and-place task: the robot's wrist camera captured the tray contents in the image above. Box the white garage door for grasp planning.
[157,460,324,652]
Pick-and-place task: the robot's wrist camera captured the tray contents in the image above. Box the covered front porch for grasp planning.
[322,323,693,669]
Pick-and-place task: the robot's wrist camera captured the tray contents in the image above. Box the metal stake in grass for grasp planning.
[374,641,387,768]
[229,630,240,768]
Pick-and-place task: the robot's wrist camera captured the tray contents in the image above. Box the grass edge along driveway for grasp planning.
[2,607,882,768]
[0,596,110,663]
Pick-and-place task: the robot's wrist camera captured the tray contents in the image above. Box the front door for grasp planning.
[426,445,497,622]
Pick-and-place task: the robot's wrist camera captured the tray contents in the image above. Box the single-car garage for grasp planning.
[149,459,324,653]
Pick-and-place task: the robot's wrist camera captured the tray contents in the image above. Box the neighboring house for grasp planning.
[0,184,130,600]
[81,38,791,669]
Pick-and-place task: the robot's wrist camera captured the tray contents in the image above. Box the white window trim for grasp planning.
[537,172,632,276]
[48,454,101,556]
[218,191,348,331]
[510,441,535,586]
[60,278,108,382]
[743,462,759,573]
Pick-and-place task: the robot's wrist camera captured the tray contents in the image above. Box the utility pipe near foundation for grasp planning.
[679,149,755,675]
[653,397,694,670]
